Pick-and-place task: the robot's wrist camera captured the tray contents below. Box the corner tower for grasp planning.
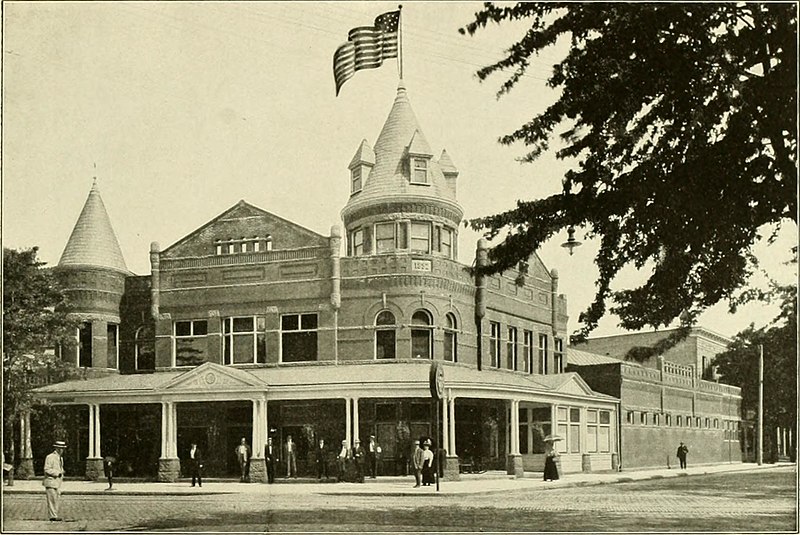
[341,83,464,259]
[55,179,130,371]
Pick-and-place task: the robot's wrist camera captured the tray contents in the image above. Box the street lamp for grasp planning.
[561,226,582,255]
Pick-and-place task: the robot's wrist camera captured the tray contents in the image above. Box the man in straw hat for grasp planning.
[43,440,66,521]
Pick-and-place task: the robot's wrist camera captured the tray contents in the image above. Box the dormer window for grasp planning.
[351,167,363,194]
[411,158,428,184]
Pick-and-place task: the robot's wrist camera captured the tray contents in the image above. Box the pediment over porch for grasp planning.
[159,362,266,392]
[551,372,599,397]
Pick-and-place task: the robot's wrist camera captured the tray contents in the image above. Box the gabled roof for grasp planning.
[438,150,458,176]
[58,180,129,274]
[161,362,266,391]
[407,130,433,157]
[161,200,327,257]
[348,139,375,169]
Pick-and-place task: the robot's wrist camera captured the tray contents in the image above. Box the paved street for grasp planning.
[2,465,795,532]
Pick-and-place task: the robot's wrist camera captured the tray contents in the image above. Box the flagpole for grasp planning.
[398,4,404,80]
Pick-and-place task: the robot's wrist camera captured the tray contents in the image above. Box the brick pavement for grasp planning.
[2,463,794,532]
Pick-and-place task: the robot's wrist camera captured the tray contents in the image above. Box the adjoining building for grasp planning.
[568,328,744,469]
[30,84,620,482]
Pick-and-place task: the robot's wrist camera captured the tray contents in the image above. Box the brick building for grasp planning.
[31,84,620,482]
[568,328,744,469]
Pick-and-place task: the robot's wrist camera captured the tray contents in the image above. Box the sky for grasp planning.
[3,2,796,340]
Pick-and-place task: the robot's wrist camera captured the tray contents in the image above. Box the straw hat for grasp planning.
[53,440,67,449]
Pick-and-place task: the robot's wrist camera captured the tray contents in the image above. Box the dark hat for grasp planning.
[53,440,67,449]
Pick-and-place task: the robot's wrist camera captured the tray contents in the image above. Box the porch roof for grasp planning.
[34,360,619,405]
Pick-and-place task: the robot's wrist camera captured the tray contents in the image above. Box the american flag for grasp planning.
[333,10,400,96]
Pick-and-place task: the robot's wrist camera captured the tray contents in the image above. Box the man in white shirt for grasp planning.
[284,435,297,478]
[264,437,277,483]
[234,438,251,482]
[367,435,381,478]
[43,440,66,521]
[337,440,349,482]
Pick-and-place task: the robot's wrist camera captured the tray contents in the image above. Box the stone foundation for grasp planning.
[158,458,181,482]
[15,458,34,479]
[443,455,460,481]
[85,457,103,481]
[506,453,524,478]
[249,457,267,483]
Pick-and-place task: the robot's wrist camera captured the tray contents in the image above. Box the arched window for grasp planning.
[375,311,396,359]
[135,326,155,371]
[411,310,432,359]
[444,313,457,362]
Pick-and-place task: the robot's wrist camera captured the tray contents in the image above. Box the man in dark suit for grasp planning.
[351,439,365,483]
[264,437,278,484]
[188,443,203,487]
[315,438,329,480]
[366,435,380,478]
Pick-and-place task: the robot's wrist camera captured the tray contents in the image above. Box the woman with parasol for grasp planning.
[543,435,561,481]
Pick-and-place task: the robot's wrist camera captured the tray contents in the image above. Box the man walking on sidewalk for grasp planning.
[677,442,689,469]
[43,440,66,521]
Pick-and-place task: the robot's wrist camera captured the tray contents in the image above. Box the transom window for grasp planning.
[281,313,318,362]
[174,320,208,367]
[223,316,267,365]
[375,310,396,359]
[411,158,428,184]
[444,313,458,362]
[410,310,433,359]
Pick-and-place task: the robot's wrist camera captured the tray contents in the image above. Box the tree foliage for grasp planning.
[714,281,797,460]
[3,248,75,459]
[461,3,797,339]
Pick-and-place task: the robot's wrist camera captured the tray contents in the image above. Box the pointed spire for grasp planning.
[58,180,129,274]
[373,81,422,157]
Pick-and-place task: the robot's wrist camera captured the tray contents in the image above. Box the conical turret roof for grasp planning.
[58,180,129,274]
[342,82,462,221]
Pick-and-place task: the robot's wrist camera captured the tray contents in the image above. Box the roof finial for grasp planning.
[91,163,98,190]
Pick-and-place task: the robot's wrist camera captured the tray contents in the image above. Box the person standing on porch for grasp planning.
[352,439,365,483]
[420,439,435,486]
[188,443,203,487]
[412,440,423,488]
[43,440,66,521]
[366,435,380,478]
[235,437,251,482]
[315,439,329,480]
[337,440,349,482]
[264,437,277,484]
[284,435,297,478]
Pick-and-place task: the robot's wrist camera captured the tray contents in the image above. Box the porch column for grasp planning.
[17,411,34,479]
[158,401,180,482]
[352,397,360,445]
[345,398,352,446]
[506,399,523,478]
[88,404,95,458]
[443,392,460,481]
[250,398,267,483]
[448,396,456,456]
[85,404,104,481]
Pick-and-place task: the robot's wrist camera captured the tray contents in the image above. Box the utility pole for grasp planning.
[758,344,764,466]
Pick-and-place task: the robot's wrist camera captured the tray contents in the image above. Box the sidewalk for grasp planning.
[2,462,792,497]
